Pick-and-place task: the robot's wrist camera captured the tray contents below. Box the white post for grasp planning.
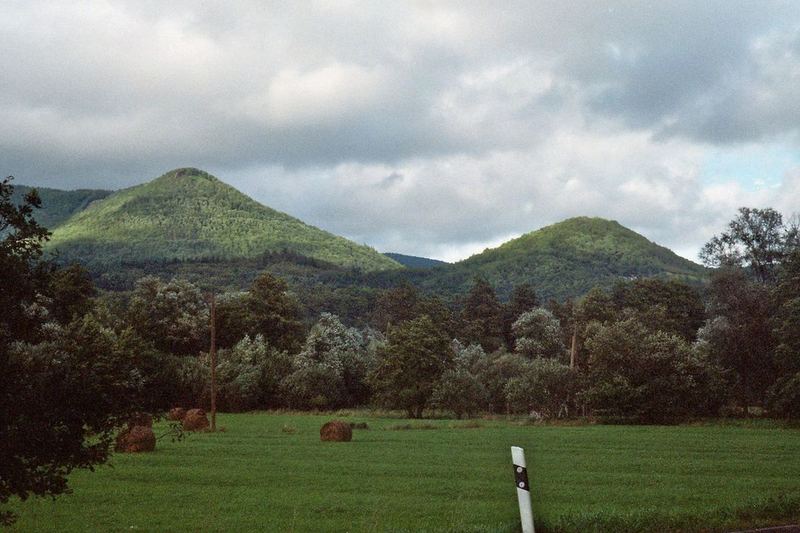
[511,446,535,533]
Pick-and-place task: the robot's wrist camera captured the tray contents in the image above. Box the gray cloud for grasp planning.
[1,1,799,260]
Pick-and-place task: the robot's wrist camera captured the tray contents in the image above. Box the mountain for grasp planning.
[11,185,113,229]
[25,172,707,305]
[45,168,401,272]
[420,217,708,301]
[383,253,449,269]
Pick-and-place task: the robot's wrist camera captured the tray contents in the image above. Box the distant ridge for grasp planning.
[383,253,449,269]
[45,168,401,272]
[11,184,112,229]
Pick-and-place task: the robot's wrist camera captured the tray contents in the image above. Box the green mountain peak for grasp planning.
[46,169,401,272]
[421,216,707,301]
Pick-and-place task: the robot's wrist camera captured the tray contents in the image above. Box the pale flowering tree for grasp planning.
[127,276,209,355]
[512,308,566,360]
[214,335,291,411]
[283,313,376,408]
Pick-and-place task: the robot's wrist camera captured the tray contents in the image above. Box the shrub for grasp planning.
[281,365,346,409]
[431,368,489,418]
[504,358,576,418]
[471,350,528,413]
[583,318,727,423]
[766,372,800,419]
[215,335,291,411]
[512,308,566,359]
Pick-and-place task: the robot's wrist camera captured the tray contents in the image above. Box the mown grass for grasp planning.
[9,413,800,532]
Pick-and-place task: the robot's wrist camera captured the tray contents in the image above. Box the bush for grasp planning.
[583,318,727,423]
[504,358,576,418]
[431,368,489,418]
[766,372,800,419]
[215,335,291,411]
[471,350,528,413]
[281,364,346,409]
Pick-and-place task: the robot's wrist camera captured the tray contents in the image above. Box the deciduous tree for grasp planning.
[246,272,305,353]
[700,207,798,283]
[369,315,452,418]
[512,308,566,360]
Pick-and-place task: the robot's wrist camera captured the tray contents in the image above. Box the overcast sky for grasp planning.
[2,1,799,261]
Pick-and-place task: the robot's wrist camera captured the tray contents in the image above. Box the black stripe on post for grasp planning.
[513,464,529,491]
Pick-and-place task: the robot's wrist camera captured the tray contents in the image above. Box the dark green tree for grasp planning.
[546,298,577,354]
[0,177,49,349]
[460,277,504,352]
[700,267,776,410]
[471,350,528,413]
[372,283,421,331]
[611,278,705,341]
[214,292,251,349]
[283,313,375,408]
[47,263,96,325]
[575,286,617,326]
[766,373,800,419]
[215,335,292,411]
[1,178,146,524]
[504,358,576,418]
[430,368,488,419]
[246,272,305,353]
[3,316,158,522]
[369,315,452,418]
[773,250,800,376]
[512,308,566,360]
[503,283,539,348]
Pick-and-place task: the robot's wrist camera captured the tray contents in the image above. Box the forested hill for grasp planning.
[418,217,708,301]
[44,168,401,272]
[16,173,708,303]
[11,185,112,229]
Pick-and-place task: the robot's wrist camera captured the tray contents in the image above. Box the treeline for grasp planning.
[75,207,799,423]
[9,179,800,428]
[79,246,799,423]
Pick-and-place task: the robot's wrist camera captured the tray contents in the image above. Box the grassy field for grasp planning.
[9,413,800,532]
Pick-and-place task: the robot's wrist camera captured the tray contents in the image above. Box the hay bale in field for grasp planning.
[115,425,156,453]
[129,412,153,428]
[320,420,352,442]
[167,407,186,421]
[182,408,210,431]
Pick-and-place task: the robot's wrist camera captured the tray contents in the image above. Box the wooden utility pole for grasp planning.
[569,325,577,369]
[209,293,217,432]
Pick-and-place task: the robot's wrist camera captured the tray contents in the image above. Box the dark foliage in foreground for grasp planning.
[0,178,153,524]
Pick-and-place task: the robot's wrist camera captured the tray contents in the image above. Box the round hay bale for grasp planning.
[129,412,153,428]
[182,408,210,431]
[167,407,186,421]
[115,425,156,453]
[320,420,352,442]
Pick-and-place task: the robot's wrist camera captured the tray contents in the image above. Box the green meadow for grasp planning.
[10,413,800,532]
